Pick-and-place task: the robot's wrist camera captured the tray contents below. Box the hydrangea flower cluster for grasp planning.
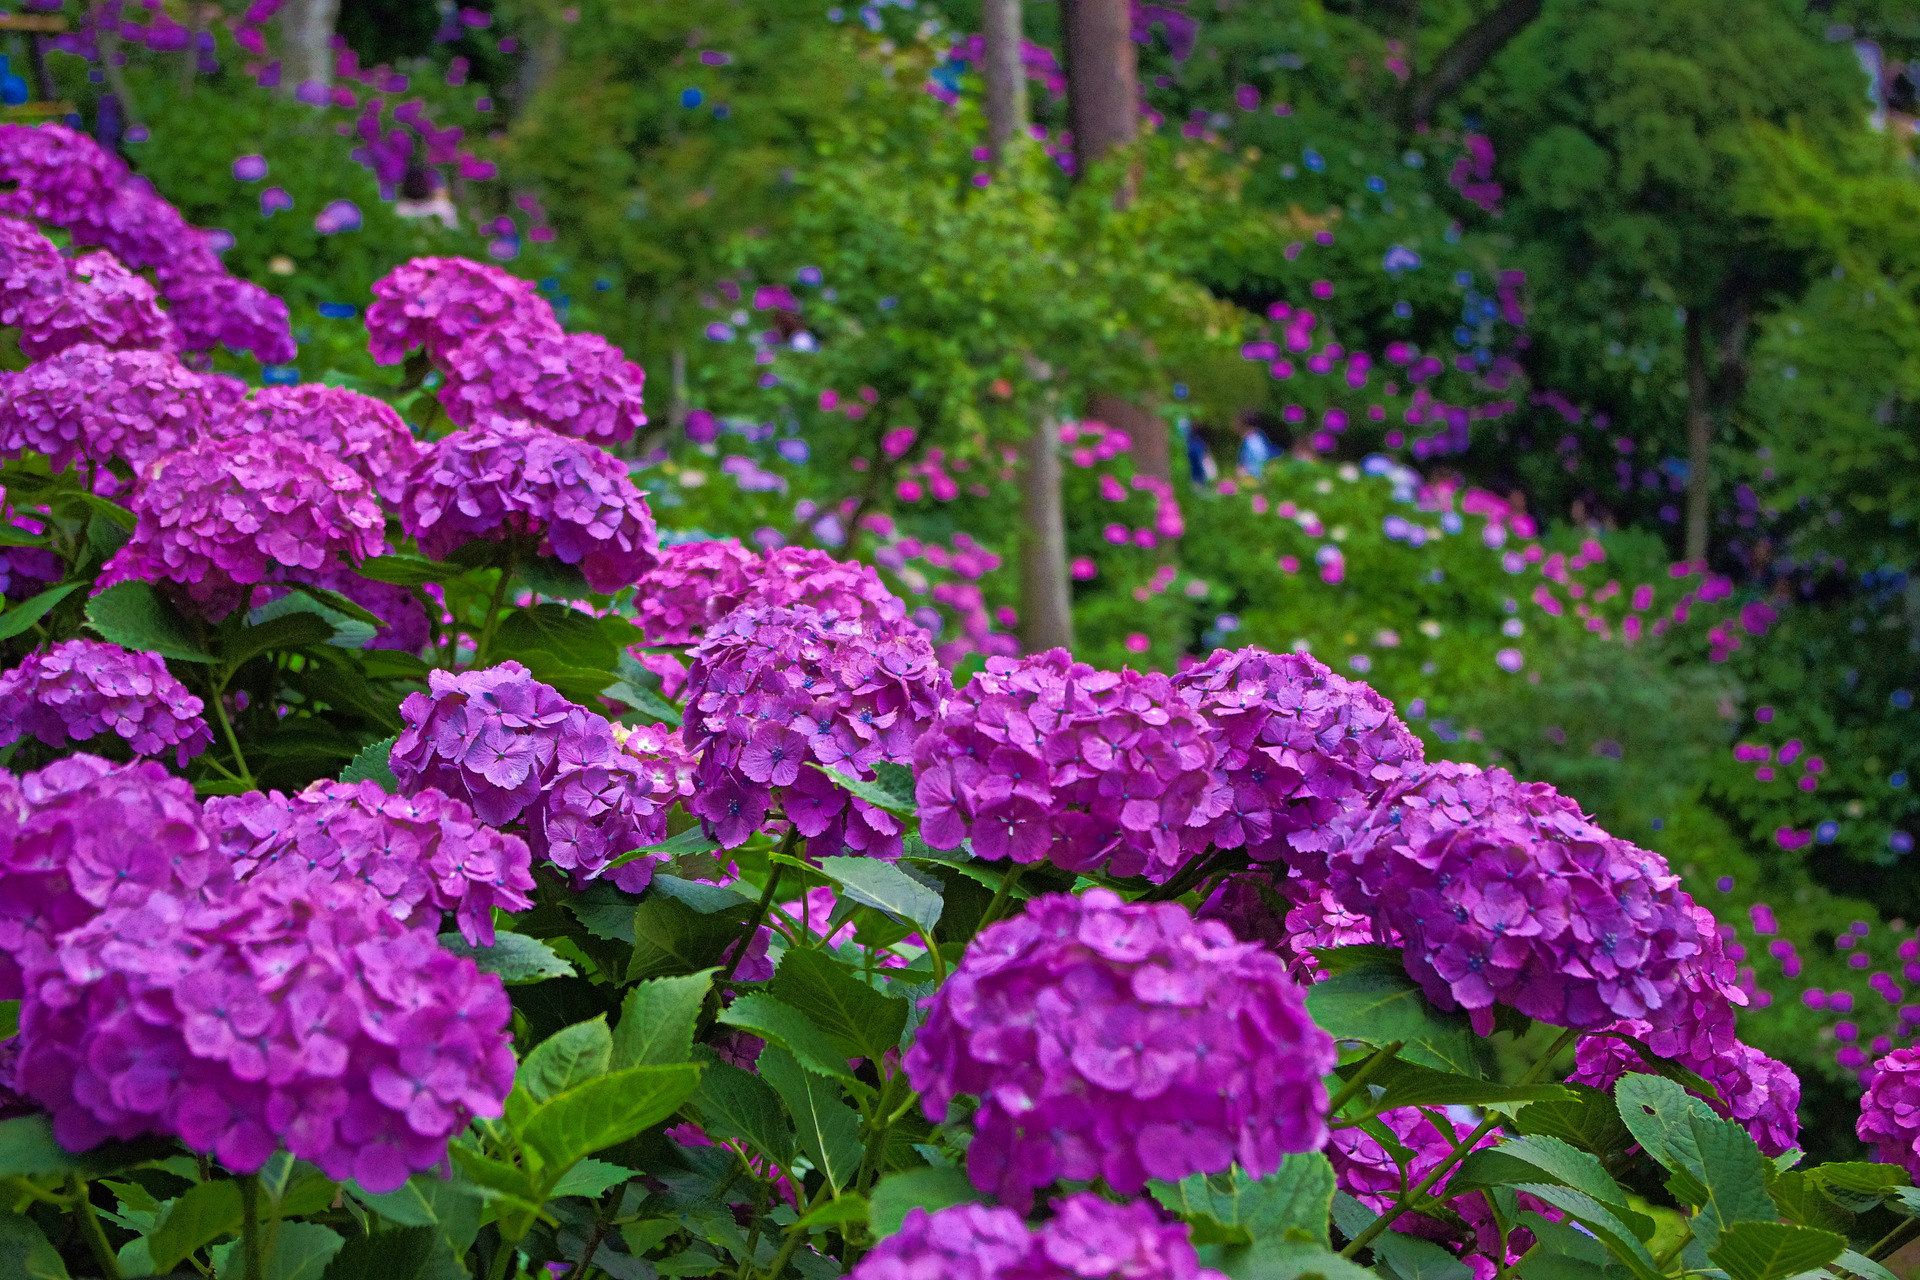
[205,780,535,946]
[1320,763,1708,1033]
[0,756,230,1002]
[633,539,761,645]
[391,663,675,890]
[214,384,424,504]
[439,320,647,445]
[0,344,235,473]
[0,124,293,361]
[1860,1048,1920,1178]
[400,418,659,592]
[1171,647,1422,864]
[914,650,1216,881]
[1572,1032,1801,1156]
[98,432,387,617]
[633,541,912,647]
[904,890,1335,1210]
[1196,872,1379,979]
[17,871,514,1189]
[853,1196,1226,1280]
[681,605,948,856]
[3,233,178,360]
[365,256,552,365]
[0,640,212,764]
[0,124,291,362]
[366,258,646,444]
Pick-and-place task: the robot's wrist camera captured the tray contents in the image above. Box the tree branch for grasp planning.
[1405,0,1541,127]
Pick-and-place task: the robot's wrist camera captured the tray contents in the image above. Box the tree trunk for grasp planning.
[278,0,339,100]
[1061,0,1171,490]
[1018,417,1075,652]
[988,1,1074,652]
[179,2,206,97]
[982,0,1029,163]
[1683,312,1712,567]
[1405,0,1543,128]
[91,1,138,127]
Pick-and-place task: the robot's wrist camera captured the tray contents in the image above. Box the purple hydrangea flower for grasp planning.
[401,418,659,593]
[1572,1032,1801,1157]
[632,541,912,648]
[1861,1048,1920,1177]
[851,1196,1227,1280]
[391,662,676,890]
[97,432,388,619]
[0,125,295,362]
[1171,647,1423,863]
[852,1204,1035,1280]
[17,869,515,1189]
[0,214,66,328]
[365,256,553,365]
[0,344,230,473]
[15,250,178,360]
[904,890,1335,1211]
[913,650,1217,882]
[1318,762,1710,1034]
[0,755,231,1002]
[1196,872,1378,980]
[633,539,761,646]
[214,384,424,505]
[439,317,647,445]
[682,605,948,858]
[0,640,212,764]
[206,780,535,946]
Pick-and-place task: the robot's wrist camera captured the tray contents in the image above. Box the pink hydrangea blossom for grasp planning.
[0,344,231,472]
[0,640,211,764]
[365,256,552,365]
[905,890,1334,1211]
[214,384,424,504]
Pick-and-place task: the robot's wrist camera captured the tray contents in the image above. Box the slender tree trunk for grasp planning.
[987,1,1073,652]
[1684,312,1712,567]
[1061,0,1171,490]
[1018,416,1075,652]
[179,2,205,97]
[983,0,1029,162]
[278,0,338,100]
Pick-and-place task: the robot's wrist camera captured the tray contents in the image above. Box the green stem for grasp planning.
[1869,1213,1920,1261]
[1342,1026,1580,1260]
[722,831,794,986]
[975,860,1028,935]
[239,1175,265,1280]
[487,1235,519,1280]
[1324,1041,1405,1118]
[1140,845,1233,903]
[207,675,254,787]
[761,1180,833,1279]
[66,1175,123,1280]
[472,558,517,668]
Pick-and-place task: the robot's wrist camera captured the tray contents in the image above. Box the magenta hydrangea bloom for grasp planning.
[215,384,424,504]
[913,649,1217,882]
[1319,763,1709,1034]
[17,870,514,1188]
[391,662,675,890]
[316,572,433,652]
[851,1196,1226,1280]
[633,539,761,646]
[1860,1048,1920,1177]
[0,125,295,362]
[1572,1033,1800,1157]
[16,250,178,360]
[0,214,65,327]
[682,605,948,858]
[1196,872,1378,980]
[1172,647,1422,863]
[97,432,387,618]
[753,546,910,629]
[852,1204,1036,1280]
[0,344,228,473]
[401,418,659,593]
[365,256,553,365]
[206,780,535,946]
[905,890,1335,1211]
[0,755,231,1003]
[439,319,647,445]
[0,640,212,764]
